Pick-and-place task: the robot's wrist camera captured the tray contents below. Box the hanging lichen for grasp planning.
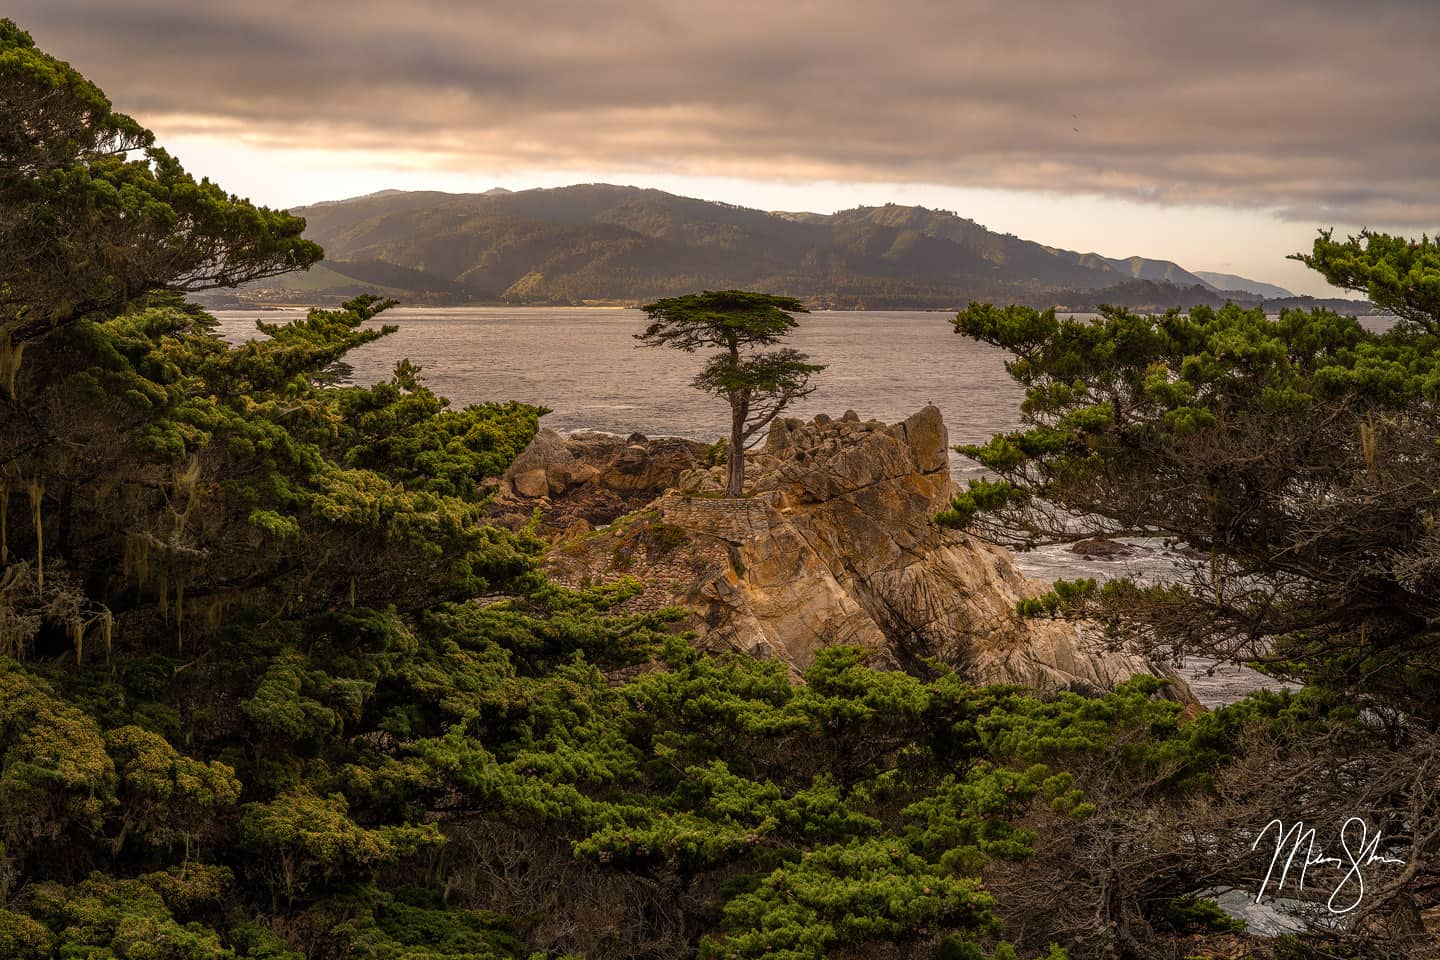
[195,593,232,635]
[171,455,202,536]
[0,563,35,659]
[0,329,24,400]
[72,617,85,666]
[1360,415,1379,479]
[0,477,9,565]
[101,608,113,660]
[175,578,185,652]
[123,531,152,591]
[27,479,43,591]
[158,568,170,622]
[174,455,201,492]
[349,577,356,609]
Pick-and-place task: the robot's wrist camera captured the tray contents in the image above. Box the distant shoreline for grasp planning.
[201,299,1378,317]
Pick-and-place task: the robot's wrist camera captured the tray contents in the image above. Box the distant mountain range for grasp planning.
[1192,271,1294,299]
[211,184,1355,312]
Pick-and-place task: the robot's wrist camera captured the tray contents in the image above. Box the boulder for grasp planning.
[502,428,575,498]
[1070,537,1136,560]
[677,466,725,494]
[557,518,591,543]
[501,428,710,503]
[511,468,550,499]
[569,462,601,486]
[900,404,950,473]
[509,427,575,477]
[598,436,709,496]
[564,430,629,463]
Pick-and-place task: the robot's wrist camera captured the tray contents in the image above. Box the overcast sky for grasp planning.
[14,1,1438,295]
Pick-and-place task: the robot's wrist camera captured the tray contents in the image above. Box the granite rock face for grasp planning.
[499,428,717,502]
[525,409,1189,698]
[493,428,713,529]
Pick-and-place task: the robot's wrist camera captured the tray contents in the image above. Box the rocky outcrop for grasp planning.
[519,408,1189,699]
[492,428,715,530]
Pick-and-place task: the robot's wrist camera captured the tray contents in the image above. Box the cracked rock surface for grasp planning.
[530,406,1191,699]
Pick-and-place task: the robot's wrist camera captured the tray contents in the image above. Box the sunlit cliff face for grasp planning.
[16,0,1437,295]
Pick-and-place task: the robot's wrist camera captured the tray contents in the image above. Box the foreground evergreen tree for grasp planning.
[946,231,1440,953]
[945,233,1440,720]
[0,21,543,658]
[0,19,321,345]
[637,291,824,496]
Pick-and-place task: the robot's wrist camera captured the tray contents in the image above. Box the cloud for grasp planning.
[12,0,1440,224]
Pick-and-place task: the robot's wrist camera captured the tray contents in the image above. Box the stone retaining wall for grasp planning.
[655,492,776,543]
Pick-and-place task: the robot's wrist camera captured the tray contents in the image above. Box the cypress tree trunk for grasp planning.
[727,396,746,498]
[726,410,744,497]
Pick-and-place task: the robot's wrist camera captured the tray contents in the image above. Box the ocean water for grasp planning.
[212,306,1021,454]
[209,304,1383,464]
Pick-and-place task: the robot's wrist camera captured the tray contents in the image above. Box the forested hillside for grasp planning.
[223,185,1248,309]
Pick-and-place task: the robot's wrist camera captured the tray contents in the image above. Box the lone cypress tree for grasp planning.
[637,290,824,497]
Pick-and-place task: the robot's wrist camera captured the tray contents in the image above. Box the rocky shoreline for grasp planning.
[491,406,1198,704]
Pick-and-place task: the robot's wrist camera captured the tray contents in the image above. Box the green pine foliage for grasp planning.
[946,240,1440,719]
[5,555,1226,959]
[0,20,321,342]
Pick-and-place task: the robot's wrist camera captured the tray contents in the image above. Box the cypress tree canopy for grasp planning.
[946,231,1440,722]
[0,19,322,342]
[637,290,823,497]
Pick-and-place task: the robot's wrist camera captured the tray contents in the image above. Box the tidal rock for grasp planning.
[563,430,628,462]
[1070,537,1136,560]
[501,429,711,503]
[598,436,708,495]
